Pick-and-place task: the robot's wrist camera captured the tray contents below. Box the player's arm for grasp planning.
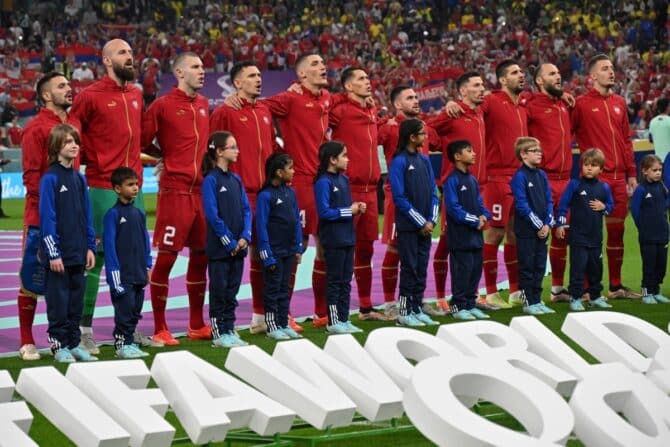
[629,186,643,227]
[140,99,162,155]
[444,176,480,228]
[425,155,440,224]
[510,172,544,230]
[389,156,427,228]
[263,91,291,119]
[239,178,252,244]
[293,192,304,254]
[620,99,637,182]
[141,210,152,269]
[68,90,91,162]
[103,208,125,295]
[314,178,353,221]
[424,111,452,136]
[21,127,45,202]
[255,191,277,267]
[38,174,61,259]
[81,174,96,253]
[201,176,238,253]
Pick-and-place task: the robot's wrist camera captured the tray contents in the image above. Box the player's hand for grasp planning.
[444,100,464,118]
[236,239,248,253]
[420,222,433,236]
[267,264,276,272]
[626,177,637,197]
[365,96,376,108]
[478,215,487,230]
[537,224,550,239]
[224,93,243,110]
[85,249,95,270]
[50,257,64,273]
[561,92,576,108]
[358,202,367,214]
[589,199,605,212]
[295,253,302,264]
[351,202,362,215]
[555,227,566,239]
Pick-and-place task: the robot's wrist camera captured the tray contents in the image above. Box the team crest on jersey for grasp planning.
[592,108,599,112]
[107,100,117,108]
[263,116,270,125]
[325,101,330,107]
[306,102,314,108]
[199,108,206,117]
[176,109,185,116]
[132,100,139,110]
[545,108,553,113]
[613,106,621,115]
[239,116,248,122]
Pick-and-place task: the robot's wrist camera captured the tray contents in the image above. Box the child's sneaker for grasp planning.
[130,345,150,357]
[267,329,290,341]
[116,344,145,359]
[538,303,556,314]
[642,294,658,304]
[414,311,439,325]
[231,334,248,346]
[452,309,476,321]
[70,346,98,362]
[326,322,350,334]
[343,321,364,333]
[569,299,585,311]
[469,308,490,319]
[396,314,425,327]
[54,348,76,363]
[281,326,303,339]
[524,303,545,315]
[654,294,670,303]
[212,333,241,348]
[589,297,612,308]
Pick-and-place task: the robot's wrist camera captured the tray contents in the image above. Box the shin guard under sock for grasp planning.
[312,259,327,317]
[186,251,208,329]
[150,251,178,333]
[504,243,519,292]
[483,243,499,294]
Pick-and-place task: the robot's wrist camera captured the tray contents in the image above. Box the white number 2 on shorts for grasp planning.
[163,225,176,246]
[492,204,502,222]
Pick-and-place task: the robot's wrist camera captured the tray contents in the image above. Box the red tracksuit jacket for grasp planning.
[21,108,80,226]
[141,87,209,193]
[482,90,528,177]
[426,100,486,185]
[209,98,277,193]
[571,89,636,181]
[263,88,331,182]
[69,76,143,189]
[526,92,572,180]
[330,96,380,189]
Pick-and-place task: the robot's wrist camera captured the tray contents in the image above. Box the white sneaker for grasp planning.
[79,332,100,355]
[19,344,41,361]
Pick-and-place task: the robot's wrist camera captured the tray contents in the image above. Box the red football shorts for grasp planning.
[352,188,379,242]
[293,181,318,237]
[548,178,569,214]
[382,184,397,244]
[483,176,514,228]
[153,190,206,251]
[600,177,628,220]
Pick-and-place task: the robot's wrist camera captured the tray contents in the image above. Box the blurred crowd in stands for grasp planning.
[0,0,668,147]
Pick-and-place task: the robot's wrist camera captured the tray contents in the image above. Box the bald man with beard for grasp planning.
[69,39,146,353]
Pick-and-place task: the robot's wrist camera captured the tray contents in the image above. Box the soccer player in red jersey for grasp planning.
[70,39,143,353]
[17,72,77,360]
[141,52,210,346]
[210,62,278,334]
[571,54,641,300]
[378,85,443,317]
[263,54,332,326]
[329,67,386,320]
[526,63,573,303]
[426,71,488,310]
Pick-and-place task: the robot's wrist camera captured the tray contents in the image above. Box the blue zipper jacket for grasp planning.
[510,164,554,238]
[103,199,152,295]
[444,167,491,250]
[389,149,439,233]
[630,179,670,243]
[39,163,96,266]
[256,184,304,267]
[202,167,252,260]
[557,177,614,247]
[314,171,355,248]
